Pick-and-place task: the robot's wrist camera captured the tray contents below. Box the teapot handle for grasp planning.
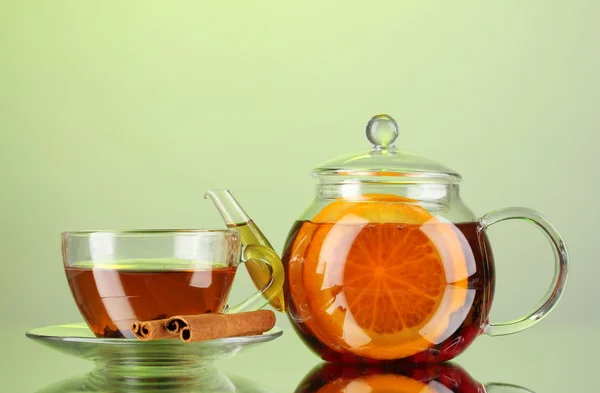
[480,207,569,336]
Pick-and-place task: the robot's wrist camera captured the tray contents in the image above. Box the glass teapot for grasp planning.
[207,114,568,364]
[279,114,568,364]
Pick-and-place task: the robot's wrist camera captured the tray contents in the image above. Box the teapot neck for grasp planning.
[316,182,459,203]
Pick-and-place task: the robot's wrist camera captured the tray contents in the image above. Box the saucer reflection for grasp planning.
[295,362,534,393]
[34,368,276,393]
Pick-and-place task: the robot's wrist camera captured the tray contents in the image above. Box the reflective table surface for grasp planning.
[2,324,596,392]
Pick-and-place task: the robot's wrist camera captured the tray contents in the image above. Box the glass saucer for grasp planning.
[26,322,283,383]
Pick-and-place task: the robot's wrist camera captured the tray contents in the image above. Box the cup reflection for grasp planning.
[295,362,534,393]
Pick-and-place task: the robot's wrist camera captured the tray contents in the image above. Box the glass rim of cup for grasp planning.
[62,228,238,237]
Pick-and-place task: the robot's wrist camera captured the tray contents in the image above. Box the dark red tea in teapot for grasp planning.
[282,195,495,363]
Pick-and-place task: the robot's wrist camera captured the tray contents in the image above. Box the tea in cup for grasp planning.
[62,229,283,338]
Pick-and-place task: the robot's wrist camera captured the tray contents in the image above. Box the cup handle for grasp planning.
[224,244,285,314]
[481,207,569,336]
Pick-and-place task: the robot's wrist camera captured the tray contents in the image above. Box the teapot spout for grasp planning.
[205,189,286,312]
[204,189,250,226]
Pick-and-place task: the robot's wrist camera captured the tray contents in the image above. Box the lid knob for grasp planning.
[366,114,399,150]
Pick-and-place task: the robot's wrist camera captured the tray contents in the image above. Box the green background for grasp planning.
[0,1,598,391]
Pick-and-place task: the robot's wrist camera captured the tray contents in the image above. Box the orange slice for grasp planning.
[288,194,416,351]
[289,194,470,360]
[317,374,437,393]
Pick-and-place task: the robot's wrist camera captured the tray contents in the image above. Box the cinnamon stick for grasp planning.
[131,310,276,342]
[177,310,276,343]
[130,320,177,341]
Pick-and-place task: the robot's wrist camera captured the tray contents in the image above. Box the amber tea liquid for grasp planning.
[65,260,236,338]
[282,220,495,363]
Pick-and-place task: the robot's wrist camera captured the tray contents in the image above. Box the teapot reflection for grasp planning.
[295,362,534,393]
[34,367,276,393]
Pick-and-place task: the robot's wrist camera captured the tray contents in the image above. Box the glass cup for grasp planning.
[62,229,284,338]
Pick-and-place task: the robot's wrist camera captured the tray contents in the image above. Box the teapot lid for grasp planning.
[311,114,462,183]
